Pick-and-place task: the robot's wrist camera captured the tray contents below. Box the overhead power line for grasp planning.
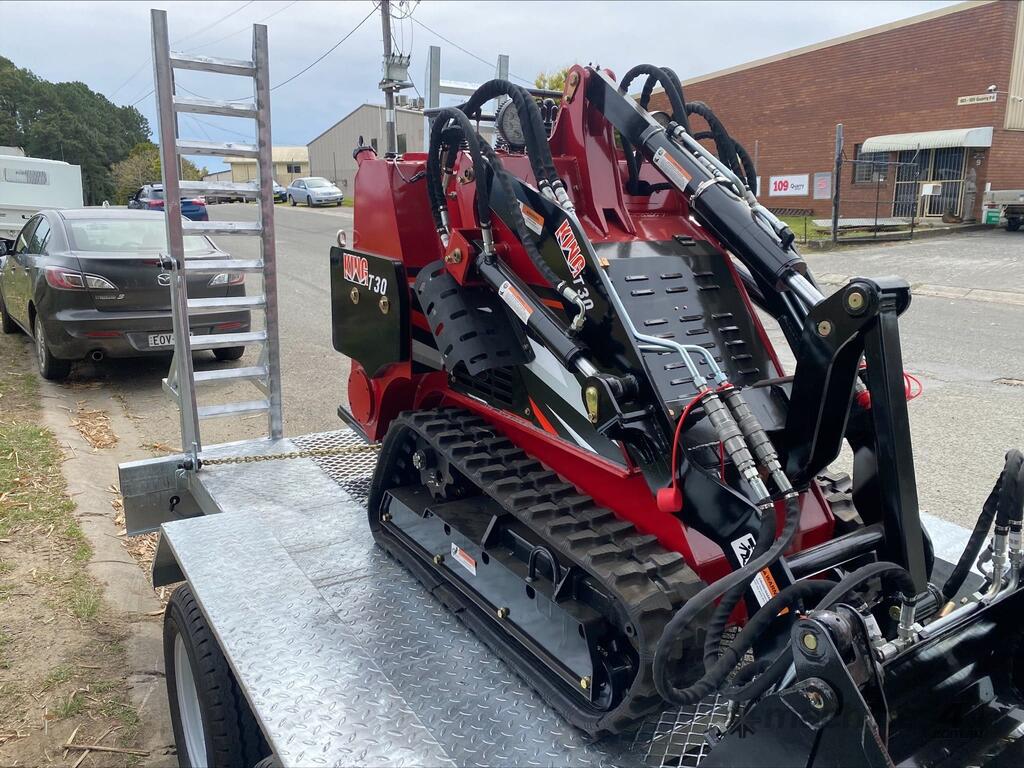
[409,16,532,85]
[185,0,301,52]
[173,0,256,47]
[111,0,258,101]
[268,3,379,92]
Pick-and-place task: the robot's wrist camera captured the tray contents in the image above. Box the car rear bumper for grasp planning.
[41,307,251,359]
[182,209,209,221]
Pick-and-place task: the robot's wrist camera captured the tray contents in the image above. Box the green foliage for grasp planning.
[534,67,572,93]
[0,56,150,204]
[111,142,205,205]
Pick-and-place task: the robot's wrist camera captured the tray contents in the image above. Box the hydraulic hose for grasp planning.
[654,493,801,704]
[703,506,776,668]
[674,578,835,704]
[426,108,492,237]
[475,139,565,291]
[458,79,557,189]
[940,449,1023,603]
[728,561,916,703]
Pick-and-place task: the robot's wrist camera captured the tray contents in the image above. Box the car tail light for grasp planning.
[84,274,118,290]
[209,272,244,286]
[44,267,87,290]
[44,267,117,291]
[191,197,205,205]
[216,321,245,331]
[147,199,163,208]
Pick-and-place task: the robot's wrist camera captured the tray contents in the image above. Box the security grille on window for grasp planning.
[286,163,301,174]
[853,144,888,183]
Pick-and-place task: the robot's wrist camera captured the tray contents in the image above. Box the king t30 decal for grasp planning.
[554,219,594,309]
[343,252,388,295]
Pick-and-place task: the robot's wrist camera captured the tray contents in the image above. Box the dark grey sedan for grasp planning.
[0,209,251,380]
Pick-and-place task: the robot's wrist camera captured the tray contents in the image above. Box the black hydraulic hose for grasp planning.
[654,494,801,704]
[729,561,916,703]
[458,79,557,187]
[620,64,688,195]
[669,578,835,704]
[734,140,758,196]
[621,64,687,126]
[425,109,492,235]
[940,449,1023,603]
[684,101,740,177]
[703,508,777,668]
[476,140,567,293]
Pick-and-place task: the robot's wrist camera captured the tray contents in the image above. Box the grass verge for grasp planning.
[0,332,144,764]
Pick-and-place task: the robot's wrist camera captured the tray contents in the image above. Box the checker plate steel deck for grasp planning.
[161,429,731,768]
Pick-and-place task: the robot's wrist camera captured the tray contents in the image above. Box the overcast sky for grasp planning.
[0,0,958,172]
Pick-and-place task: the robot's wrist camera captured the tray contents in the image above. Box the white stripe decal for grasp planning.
[550,409,598,453]
[524,339,588,417]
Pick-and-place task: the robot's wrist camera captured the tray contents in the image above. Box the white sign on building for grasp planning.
[768,174,810,197]
[957,93,997,106]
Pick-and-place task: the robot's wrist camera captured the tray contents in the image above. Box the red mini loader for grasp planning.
[330,64,1024,766]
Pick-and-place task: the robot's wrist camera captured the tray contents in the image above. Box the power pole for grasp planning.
[380,0,397,156]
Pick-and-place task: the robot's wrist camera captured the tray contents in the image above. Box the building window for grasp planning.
[853,144,888,183]
[286,163,302,174]
[397,133,407,154]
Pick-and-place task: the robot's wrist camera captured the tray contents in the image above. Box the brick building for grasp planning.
[648,1,1024,221]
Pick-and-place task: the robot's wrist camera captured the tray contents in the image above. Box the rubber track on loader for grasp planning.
[377,407,706,735]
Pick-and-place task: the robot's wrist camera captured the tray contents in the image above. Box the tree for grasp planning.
[0,56,151,204]
[111,142,206,205]
[534,67,572,92]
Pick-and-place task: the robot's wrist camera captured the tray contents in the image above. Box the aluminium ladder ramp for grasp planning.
[150,9,284,468]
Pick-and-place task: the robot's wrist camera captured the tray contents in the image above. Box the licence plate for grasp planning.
[148,332,175,348]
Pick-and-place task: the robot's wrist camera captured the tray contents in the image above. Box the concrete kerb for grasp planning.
[804,223,991,250]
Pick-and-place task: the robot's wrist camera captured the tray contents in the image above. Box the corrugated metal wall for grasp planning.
[307,105,424,196]
[1006,2,1024,130]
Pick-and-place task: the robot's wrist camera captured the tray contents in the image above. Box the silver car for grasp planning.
[286,177,344,207]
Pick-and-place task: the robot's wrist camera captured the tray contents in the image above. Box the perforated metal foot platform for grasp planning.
[157,429,970,768]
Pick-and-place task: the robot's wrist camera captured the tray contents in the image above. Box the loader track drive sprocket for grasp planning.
[331,64,1024,765]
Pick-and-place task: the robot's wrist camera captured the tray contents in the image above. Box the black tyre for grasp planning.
[306,195,313,207]
[336,201,343,207]
[33,320,71,381]
[213,346,245,362]
[288,195,296,207]
[1007,218,1021,232]
[253,758,281,768]
[164,584,267,768]
[0,291,18,335]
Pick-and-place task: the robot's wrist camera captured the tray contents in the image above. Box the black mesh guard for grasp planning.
[414,260,532,376]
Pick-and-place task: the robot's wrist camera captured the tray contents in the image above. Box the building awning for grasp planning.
[860,126,993,153]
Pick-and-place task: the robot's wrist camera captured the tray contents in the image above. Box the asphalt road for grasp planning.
[19,208,1020,529]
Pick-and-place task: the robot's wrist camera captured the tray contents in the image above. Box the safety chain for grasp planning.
[199,444,380,466]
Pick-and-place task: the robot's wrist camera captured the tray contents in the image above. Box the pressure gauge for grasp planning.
[495,100,527,152]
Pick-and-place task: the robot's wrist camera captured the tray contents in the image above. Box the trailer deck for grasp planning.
[122,429,975,768]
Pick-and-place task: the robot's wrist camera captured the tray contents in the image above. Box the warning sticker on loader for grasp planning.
[730,533,780,608]
[451,543,477,576]
[652,147,693,191]
[498,280,534,324]
[519,201,545,236]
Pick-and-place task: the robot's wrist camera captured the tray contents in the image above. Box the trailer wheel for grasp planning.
[165,584,266,768]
